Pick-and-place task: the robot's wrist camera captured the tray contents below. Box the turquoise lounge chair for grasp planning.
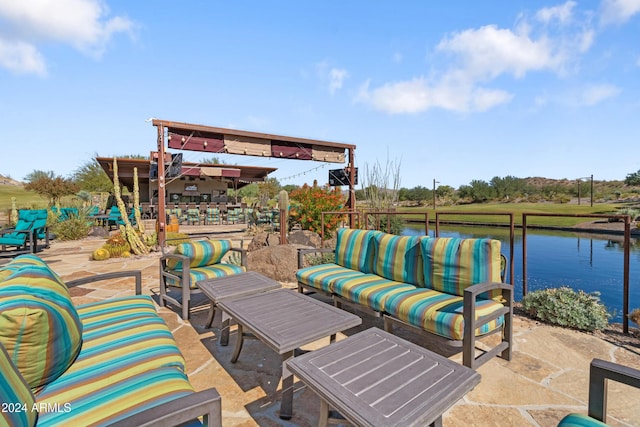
[0,209,48,255]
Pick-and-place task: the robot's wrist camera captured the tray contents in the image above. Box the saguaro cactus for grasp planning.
[133,167,144,234]
[112,158,149,255]
[278,190,289,244]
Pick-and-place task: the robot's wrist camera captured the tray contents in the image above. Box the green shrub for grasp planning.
[305,252,335,266]
[521,287,609,332]
[51,216,91,241]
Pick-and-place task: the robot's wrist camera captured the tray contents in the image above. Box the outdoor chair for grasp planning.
[187,208,201,225]
[558,358,640,426]
[205,208,220,225]
[0,210,38,255]
[160,236,247,320]
[107,206,125,230]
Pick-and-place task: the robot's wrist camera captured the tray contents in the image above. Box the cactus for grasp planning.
[112,158,149,255]
[133,167,144,234]
[104,242,131,258]
[92,248,111,261]
[10,197,17,226]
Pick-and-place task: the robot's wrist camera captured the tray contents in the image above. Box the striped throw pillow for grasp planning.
[334,228,379,273]
[372,233,424,286]
[421,237,502,297]
[0,263,83,390]
[167,239,231,270]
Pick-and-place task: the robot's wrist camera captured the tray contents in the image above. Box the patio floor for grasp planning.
[35,226,640,426]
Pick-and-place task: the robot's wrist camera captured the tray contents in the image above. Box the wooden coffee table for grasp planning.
[196,272,281,345]
[217,289,362,420]
[286,327,481,427]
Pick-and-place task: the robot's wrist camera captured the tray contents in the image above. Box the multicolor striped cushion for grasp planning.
[296,263,367,293]
[0,342,37,427]
[0,264,83,390]
[166,239,231,269]
[167,264,246,289]
[557,414,607,427]
[334,228,379,273]
[331,274,416,312]
[372,233,424,286]
[383,288,505,340]
[36,296,187,407]
[36,366,196,427]
[421,237,502,298]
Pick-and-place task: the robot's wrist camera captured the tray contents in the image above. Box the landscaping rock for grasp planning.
[246,244,306,283]
[247,232,281,251]
[287,230,322,248]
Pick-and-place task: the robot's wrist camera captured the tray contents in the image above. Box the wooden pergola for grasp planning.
[152,119,357,244]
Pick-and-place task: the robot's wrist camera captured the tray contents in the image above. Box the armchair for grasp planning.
[160,236,247,320]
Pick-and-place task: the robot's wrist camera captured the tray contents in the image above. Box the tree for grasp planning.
[625,170,640,186]
[289,182,345,237]
[24,173,79,206]
[72,159,113,193]
[256,178,281,205]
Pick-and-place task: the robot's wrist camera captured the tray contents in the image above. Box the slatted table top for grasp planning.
[196,271,281,302]
[286,327,481,427]
[217,289,362,354]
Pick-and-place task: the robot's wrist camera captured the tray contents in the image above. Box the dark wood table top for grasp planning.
[286,327,481,427]
[217,289,362,354]
[196,271,281,303]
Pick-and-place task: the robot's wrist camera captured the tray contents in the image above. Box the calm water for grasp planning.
[403,224,640,323]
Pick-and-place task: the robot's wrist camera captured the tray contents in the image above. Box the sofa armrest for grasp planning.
[230,247,247,267]
[462,281,513,368]
[588,358,640,422]
[66,270,142,295]
[108,387,222,427]
[297,247,335,268]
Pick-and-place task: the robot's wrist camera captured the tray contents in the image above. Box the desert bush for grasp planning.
[630,308,640,326]
[51,216,92,240]
[289,182,345,238]
[521,287,609,332]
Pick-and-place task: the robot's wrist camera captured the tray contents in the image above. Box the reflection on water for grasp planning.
[403,224,640,323]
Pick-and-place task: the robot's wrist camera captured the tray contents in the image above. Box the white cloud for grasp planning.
[0,0,135,74]
[600,0,640,25]
[328,68,348,95]
[0,39,46,75]
[536,1,577,24]
[579,83,621,105]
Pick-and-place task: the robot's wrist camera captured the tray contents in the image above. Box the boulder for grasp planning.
[247,232,281,251]
[247,244,307,283]
[287,230,322,248]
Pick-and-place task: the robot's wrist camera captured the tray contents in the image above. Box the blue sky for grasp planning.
[1,1,639,189]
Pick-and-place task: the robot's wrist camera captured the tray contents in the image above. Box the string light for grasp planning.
[278,163,328,181]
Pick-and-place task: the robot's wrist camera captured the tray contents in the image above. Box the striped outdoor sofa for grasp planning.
[296,228,513,369]
[0,254,221,427]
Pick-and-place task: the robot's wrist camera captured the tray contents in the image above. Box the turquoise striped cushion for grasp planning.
[372,233,424,286]
[37,366,196,427]
[383,288,505,340]
[167,264,246,289]
[296,264,366,293]
[167,240,231,269]
[36,296,187,406]
[334,228,379,273]
[421,238,502,298]
[0,263,82,390]
[557,414,607,427]
[0,342,37,427]
[331,274,416,312]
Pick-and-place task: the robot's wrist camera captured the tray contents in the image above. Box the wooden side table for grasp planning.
[286,327,481,427]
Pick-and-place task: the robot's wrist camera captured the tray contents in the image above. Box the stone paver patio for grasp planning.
[30,227,640,426]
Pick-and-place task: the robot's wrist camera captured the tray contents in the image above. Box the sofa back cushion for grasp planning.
[421,237,502,298]
[0,342,36,427]
[167,239,231,270]
[334,228,379,273]
[0,260,83,390]
[372,233,424,286]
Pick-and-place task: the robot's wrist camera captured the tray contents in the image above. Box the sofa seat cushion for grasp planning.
[422,237,502,299]
[372,233,425,286]
[0,342,37,427]
[332,274,416,312]
[36,295,187,404]
[0,263,82,390]
[167,264,246,289]
[334,228,380,273]
[167,239,231,269]
[296,263,365,293]
[557,413,607,427]
[383,288,506,341]
[36,366,196,427]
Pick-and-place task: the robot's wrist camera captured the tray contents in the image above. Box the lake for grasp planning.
[403,224,640,323]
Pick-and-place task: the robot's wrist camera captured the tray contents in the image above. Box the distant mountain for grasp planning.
[0,174,24,187]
